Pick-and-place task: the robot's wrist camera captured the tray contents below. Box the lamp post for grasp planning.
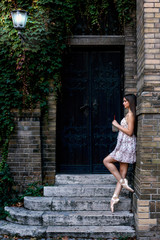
[11,10,28,43]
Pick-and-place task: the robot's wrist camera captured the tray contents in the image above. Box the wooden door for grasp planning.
[56,47,123,173]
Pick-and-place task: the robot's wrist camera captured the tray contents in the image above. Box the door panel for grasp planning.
[56,50,91,173]
[56,47,123,173]
[91,51,122,173]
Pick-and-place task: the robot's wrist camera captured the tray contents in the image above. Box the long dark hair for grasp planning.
[124,94,137,136]
[124,94,136,117]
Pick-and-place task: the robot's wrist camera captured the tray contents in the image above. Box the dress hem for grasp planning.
[109,154,136,164]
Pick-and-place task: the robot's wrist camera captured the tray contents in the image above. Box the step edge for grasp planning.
[5,206,134,217]
[0,220,135,231]
[0,220,136,237]
[24,196,131,201]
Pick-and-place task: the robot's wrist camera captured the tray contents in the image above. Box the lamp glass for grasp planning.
[11,10,28,30]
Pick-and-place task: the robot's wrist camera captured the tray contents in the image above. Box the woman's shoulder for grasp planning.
[125,112,135,121]
[126,112,134,117]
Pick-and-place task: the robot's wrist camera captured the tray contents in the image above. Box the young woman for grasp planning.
[103,94,136,213]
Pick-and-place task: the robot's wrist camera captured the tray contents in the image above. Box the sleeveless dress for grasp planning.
[109,117,136,164]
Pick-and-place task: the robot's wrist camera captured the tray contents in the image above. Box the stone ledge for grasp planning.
[69,35,125,45]
[136,106,160,115]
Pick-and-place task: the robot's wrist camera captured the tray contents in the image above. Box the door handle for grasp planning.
[80,104,89,111]
[93,99,98,107]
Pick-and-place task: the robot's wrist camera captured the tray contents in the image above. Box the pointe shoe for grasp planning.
[119,178,134,193]
[110,194,119,213]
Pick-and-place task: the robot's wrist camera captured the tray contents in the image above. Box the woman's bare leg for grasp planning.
[103,155,122,182]
[109,162,129,212]
[113,162,128,197]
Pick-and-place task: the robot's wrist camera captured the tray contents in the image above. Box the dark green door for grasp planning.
[56,47,123,173]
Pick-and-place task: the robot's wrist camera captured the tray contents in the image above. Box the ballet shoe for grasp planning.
[110,194,119,213]
[119,178,134,193]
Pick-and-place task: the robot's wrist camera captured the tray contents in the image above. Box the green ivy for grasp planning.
[0,162,15,219]
[114,0,136,26]
[0,177,44,220]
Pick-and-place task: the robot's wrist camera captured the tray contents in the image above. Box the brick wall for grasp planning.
[137,0,145,89]
[7,109,42,192]
[5,91,56,190]
[41,82,56,185]
[124,21,137,94]
[135,0,160,239]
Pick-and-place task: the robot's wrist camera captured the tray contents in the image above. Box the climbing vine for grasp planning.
[0,0,135,169]
[114,0,136,26]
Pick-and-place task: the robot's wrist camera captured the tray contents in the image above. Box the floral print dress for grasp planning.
[109,117,136,164]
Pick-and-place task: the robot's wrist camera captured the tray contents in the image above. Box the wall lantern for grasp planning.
[11,10,28,42]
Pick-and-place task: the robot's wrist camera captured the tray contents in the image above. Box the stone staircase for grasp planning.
[0,174,136,239]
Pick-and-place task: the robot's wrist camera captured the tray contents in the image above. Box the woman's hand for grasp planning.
[112,120,120,128]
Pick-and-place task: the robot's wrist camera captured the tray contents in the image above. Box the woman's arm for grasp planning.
[112,113,135,136]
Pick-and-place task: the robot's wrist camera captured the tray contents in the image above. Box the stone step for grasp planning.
[24,196,131,211]
[5,207,43,226]
[46,225,136,238]
[55,174,117,185]
[43,210,134,227]
[0,220,135,238]
[44,184,130,197]
[0,220,46,238]
[5,207,134,226]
